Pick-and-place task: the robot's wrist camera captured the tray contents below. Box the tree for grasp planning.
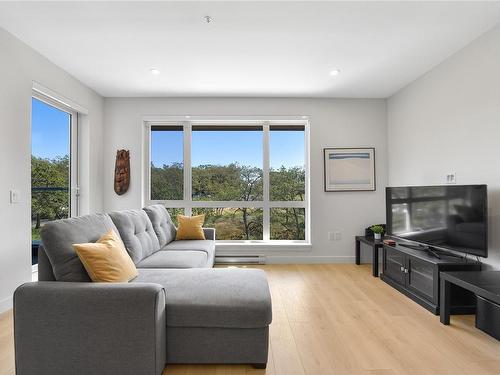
[192,163,263,202]
[150,162,183,200]
[237,166,263,239]
[153,162,305,240]
[192,164,263,240]
[270,166,306,239]
[31,156,70,230]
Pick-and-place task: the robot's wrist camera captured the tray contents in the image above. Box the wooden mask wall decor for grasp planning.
[114,150,130,195]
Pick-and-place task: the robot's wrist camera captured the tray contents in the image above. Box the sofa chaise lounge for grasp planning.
[14,205,272,375]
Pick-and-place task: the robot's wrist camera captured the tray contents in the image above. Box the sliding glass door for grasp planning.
[31,95,78,266]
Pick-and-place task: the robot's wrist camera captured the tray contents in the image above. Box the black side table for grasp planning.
[355,235,384,277]
[440,271,500,336]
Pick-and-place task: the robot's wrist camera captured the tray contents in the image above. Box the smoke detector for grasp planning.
[204,15,213,24]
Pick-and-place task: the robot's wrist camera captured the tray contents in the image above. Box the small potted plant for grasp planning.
[371,225,384,240]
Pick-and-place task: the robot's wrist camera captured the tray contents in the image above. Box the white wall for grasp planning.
[103,97,387,263]
[0,27,104,312]
[387,24,500,269]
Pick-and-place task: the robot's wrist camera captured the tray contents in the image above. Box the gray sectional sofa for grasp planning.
[14,205,272,375]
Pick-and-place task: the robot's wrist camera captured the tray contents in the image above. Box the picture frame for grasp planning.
[324,147,376,192]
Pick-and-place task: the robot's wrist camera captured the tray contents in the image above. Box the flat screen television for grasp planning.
[386,185,488,257]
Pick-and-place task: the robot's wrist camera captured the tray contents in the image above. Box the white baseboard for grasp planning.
[0,295,13,314]
[265,255,355,264]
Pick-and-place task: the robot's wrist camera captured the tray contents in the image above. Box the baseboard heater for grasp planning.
[215,255,267,265]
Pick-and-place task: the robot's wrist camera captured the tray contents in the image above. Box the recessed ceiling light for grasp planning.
[150,68,160,75]
[329,69,341,76]
[301,116,308,119]
[185,115,191,119]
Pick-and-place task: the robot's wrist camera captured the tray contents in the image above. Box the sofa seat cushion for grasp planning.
[143,205,177,248]
[162,240,215,267]
[132,268,272,329]
[109,209,160,264]
[137,250,209,269]
[40,213,119,282]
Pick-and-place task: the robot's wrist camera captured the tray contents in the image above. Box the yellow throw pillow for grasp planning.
[176,214,206,240]
[73,230,138,282]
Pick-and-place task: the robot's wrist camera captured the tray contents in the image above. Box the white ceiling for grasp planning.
[1,1,500,98]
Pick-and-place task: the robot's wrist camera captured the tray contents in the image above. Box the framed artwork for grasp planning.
[324,148,376,192]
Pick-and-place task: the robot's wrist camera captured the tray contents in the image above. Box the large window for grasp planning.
[31,95,78,265]
[147,120,309,243]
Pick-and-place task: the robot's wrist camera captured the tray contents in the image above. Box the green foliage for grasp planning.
[271,208,305,240]
[153,162,307,240]
[32,226,41,241]
[193,208,263,240]
[270,166,305,201]
[31,156,70,230]
[151,162,183,200]
[193,163,263,201]
[371,225,384,234]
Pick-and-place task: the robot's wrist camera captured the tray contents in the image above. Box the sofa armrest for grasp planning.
[14,282,166,375]
[203,227,216,241]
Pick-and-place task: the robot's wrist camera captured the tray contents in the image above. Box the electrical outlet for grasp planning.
[10,189,21,204]
[328,231,342,241]
[445,173,457,184]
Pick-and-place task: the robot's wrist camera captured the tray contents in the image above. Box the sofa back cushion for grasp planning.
[109,209,160,264]
[143,205,177,248]
[40,213,119,281]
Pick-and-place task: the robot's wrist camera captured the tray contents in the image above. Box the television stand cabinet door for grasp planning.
[381,243,480,315]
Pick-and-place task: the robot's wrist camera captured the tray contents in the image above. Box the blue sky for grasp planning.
[31,97,305,168]
[152,129,304,168]
[31,98,70,159]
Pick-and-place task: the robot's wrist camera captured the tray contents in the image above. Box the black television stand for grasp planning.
[398,243,463,260]
[381,241,481,314]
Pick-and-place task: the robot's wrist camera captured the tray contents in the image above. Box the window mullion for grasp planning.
[70,111,79,217]
[304,122,311,244]
[184,122,192,216]
[263,122,270,241]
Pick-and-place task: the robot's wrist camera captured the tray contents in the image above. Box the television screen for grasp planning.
[386,185,488,257]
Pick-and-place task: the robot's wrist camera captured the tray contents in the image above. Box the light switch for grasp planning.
[10,189,21,204]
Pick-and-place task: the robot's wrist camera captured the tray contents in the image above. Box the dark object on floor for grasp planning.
[114,149,130,195]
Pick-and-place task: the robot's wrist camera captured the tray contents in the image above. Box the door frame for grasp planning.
[31,92,80,272]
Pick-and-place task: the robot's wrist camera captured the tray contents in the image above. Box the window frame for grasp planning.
[32,92,80,217]
[144,117,310,246]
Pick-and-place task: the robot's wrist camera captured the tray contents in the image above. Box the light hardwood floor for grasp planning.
[1,264,500,375]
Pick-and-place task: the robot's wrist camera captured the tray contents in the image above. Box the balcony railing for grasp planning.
[31,186,69,265]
